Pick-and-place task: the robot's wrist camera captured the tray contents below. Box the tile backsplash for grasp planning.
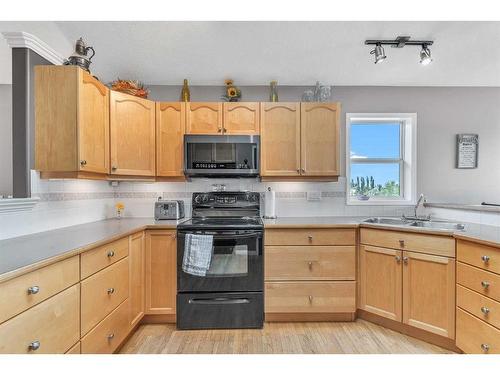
[3,171,498,240]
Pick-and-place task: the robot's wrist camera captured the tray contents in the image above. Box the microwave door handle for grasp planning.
[188,297,250,305]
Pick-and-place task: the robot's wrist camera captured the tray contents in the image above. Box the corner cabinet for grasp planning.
[145,230,177,317]
[110,91,156,176]
[300,103,340,176]
[260,103,301,176]
[156,102,185,177]
[186,102,223,134]
[260,102,340,179]
[35,66,109,177]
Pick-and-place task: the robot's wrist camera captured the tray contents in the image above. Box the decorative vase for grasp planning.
[181,79,190,102]
[269,81,279,102]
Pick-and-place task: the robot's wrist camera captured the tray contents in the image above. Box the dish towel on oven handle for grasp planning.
[182,233,214,276]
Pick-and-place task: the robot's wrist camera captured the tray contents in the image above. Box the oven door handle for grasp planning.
[179,232,262,239]
[188,297,250,305]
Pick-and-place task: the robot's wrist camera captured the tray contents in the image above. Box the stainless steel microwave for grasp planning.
[184,135,260,177]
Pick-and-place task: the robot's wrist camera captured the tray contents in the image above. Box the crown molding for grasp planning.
[1,31,65,65]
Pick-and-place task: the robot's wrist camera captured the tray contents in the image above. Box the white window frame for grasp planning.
[346,113,417,206]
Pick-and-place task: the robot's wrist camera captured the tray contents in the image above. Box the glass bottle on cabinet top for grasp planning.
[269,80,278,102]
[181,79,191,102]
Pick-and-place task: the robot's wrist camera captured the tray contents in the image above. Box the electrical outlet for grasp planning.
[307,191,322,201]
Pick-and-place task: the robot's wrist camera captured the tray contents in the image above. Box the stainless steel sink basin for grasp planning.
[408,221,465,231]
[363,217,465,231]
[363,217,412,226]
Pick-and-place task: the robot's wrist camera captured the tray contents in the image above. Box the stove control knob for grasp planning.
[251,194,258,202]
[202,195,209,203]
[194,195,202,204]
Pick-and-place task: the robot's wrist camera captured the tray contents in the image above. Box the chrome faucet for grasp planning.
[403,193,430,221]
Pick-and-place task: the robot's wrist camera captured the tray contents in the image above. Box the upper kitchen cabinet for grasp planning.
[223,102,260,134]
[109,91,156,177]
[35,66,110,177]
[156,102,185,178]
[300,103,340,177]
[260,103,301,176]
[186,102,223,134]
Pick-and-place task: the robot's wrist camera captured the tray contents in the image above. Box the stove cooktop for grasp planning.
[178,216,263,230]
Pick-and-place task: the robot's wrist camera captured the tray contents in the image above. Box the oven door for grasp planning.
[177,229,263,293]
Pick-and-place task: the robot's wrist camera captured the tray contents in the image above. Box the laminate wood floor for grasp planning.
[119,319,453,354]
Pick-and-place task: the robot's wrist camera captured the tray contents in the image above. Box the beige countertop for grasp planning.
[2,215,500,283]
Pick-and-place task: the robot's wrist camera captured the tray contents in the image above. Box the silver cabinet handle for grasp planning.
[107,288,115,294]
[399,240,405,247]
[111,166,117,171]
[107,250,115,258]
[107,333,115,340]
[481,343,490,353]
[308,235,313,241]
[481,281,490,289]
[27,286,40,295]
[308,295,313,303]
[395,255,401,263]
[481,306,490,315]
[308,261,313,270]
[403,256,409,265]
[28,340,40,351]
[296,169,300,174]
[80,160,87,166]
[301,168,305,173]
[482,255,490,263]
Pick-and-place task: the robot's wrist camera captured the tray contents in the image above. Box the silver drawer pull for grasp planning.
[107,250,115,258]
[107,288,115,294]
[308,261,313,270]
[107,333,115,340]
[481,281,490,289]
[27,286,40,295]
[481,343,490,353]
[308,235,313,241]
[28,340,40,351]
[308,295,313,303]
[482,255,490,263]
[481,306,490,315]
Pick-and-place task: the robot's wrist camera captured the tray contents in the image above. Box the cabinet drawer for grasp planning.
[360,228,455,257]
[265,281,356,313]
[457,262,500,302]
[457,284,500,329]
[81,257,129,335]
[81,299,129,354]
[265,228,356,246]
[81,236,129,279]
[0,256,79,324]
[456,307,500,354]
[265,246,355,281]
[457,240,500,275]
[0,284,80,354]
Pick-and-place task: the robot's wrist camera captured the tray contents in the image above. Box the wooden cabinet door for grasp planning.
[300,103,340,176]
[145,230,176,315]
[402,251,455,338]
[223,102,260,134]
[78,70,109,173]
[129,232,145,327]
[186,102,222,134]
[359,245,403,321]
[260,103,301,176]
[109,91,156,176]
[156,102,185,177]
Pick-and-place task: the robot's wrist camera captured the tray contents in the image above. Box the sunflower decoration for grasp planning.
[221,79,241,102]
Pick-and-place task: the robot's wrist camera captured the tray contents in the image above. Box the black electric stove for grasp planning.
[176,191,264,330]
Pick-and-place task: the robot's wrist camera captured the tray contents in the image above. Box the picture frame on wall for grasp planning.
[456,134,479,169]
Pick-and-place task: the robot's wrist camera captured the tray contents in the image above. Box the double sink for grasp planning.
[363,217,465,231]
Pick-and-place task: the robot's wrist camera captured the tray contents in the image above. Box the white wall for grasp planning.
[0,21,72,84]
[0,84,11,196]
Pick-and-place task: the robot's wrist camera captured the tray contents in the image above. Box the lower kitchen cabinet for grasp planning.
[402,251,455,339]
[145,230,177,316]
[129,232,145,327]
[359,229,456,339]
[359,245,402,322]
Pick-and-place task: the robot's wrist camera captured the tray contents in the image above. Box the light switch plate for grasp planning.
[307,191,322,201]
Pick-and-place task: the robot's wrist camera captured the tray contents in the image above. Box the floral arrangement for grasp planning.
[221,79,241,102]
[115,202,125,219]
[110,79,149,99]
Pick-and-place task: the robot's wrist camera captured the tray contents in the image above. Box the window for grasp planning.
[346,113,417,205]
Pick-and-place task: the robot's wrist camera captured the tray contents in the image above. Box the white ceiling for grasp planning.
[55,21,500,86]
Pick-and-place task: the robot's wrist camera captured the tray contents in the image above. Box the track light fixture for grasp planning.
[365,36,434,65]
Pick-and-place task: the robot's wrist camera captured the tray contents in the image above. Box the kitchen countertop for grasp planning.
[2,215,500,283]
[0,218,186,283]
